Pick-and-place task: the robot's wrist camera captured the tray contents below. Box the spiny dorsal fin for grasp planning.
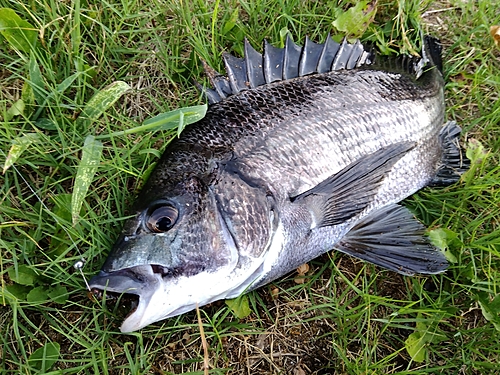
[198,35,375,104]
[198,34,450,104]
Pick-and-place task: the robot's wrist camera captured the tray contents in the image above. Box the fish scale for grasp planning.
[89,34,469,332]
[227,72,442,199]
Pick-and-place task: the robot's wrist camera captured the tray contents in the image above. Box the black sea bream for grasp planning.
[90,35,468,332]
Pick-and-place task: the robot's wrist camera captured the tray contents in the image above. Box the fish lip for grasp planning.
[89,265,158,294]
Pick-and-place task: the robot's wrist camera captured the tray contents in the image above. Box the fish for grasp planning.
[89,34,468,332]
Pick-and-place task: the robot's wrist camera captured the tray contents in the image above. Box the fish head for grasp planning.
[89,173,277,332]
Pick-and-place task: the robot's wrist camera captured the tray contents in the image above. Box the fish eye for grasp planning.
[146,204,179,233]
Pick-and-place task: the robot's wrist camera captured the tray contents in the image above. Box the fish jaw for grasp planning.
[89,265,162,332]
[90,255,268,332]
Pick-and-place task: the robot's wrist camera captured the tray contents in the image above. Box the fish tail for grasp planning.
[429,121,470,186]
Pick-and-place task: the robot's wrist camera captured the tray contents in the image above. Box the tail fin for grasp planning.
[429,121,470,186]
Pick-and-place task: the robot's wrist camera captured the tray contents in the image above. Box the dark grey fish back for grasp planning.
[200,35,375,104]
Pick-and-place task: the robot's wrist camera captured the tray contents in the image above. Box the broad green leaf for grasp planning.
[332,1,377,38]
[405,331,427,362]
[144,105,207,136]
[176,110,185,138]
[5,98,24,121]
[225,294,251,319]
[0,8,37,52]
[95,104,207,140]
[491,294,500,311]
[428,228,458,263]
[7,264,38,286]
[405,313,446,362]
[138,148,162,159]
[466,138,486,164]
[49,194,76,256]
[47,285,68,304]
[4,283,30,300]
[51,193,73,222]
[477,293,500,331]
[3,132,42,173]
[57,71,81,93]
[71,135,103,225]
[27,285,49,303]
[35,117,57,130]
[76,81,131,129]
[29,51,45,106]
[279,27,290,46]
[28,342,60,372]
[21,79,35,108]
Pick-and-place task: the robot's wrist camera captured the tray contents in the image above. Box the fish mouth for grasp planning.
[89,264,164,332]
[90,286,140,320]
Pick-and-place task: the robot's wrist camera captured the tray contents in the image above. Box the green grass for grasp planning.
[1,0,499,374]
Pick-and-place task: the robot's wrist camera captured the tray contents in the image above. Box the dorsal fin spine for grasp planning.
[244,39,265,88]
[317,34,340,73]
[299,36,324,77]
[283,35,302,80]
[263,40,285,84]
[223,53,248,94]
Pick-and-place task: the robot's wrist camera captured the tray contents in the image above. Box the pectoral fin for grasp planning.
[335,204,448,275]
[291,142,414,227]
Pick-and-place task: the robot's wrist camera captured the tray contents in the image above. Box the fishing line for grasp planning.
[0,147,91,291]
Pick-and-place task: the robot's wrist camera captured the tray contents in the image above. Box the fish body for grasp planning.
[89,35,467,332]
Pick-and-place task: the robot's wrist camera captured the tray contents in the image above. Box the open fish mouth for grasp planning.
[90,287,140,320]
[89,265,163,330]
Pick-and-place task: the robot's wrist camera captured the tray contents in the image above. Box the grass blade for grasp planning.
[71,135,103,225]
[2,133,41,174]
[94,104,207,140]
[75,81,131,129]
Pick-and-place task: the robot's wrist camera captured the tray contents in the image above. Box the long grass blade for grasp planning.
[71,135,103,225]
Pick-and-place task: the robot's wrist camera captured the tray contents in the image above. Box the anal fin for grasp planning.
[335,205,448,275]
